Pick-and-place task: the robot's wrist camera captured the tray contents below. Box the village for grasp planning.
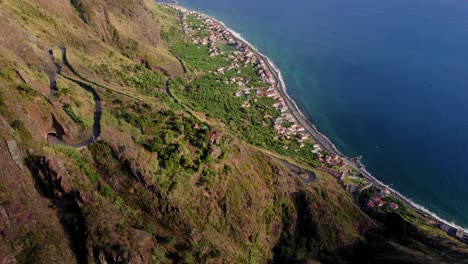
[171,5,403,214]
[176,7,316,148]
[166,4,468,245]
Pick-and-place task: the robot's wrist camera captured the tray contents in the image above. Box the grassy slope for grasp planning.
[0,0,466,263]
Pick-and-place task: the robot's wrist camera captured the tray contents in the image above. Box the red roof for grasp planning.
[209,131,216,143]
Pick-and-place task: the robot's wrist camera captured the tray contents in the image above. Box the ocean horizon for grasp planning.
[160,0,468,229]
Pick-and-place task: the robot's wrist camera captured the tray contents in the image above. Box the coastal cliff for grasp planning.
[0,0,467,263]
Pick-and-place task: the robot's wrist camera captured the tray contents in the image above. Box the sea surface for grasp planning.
[161,0,468,228]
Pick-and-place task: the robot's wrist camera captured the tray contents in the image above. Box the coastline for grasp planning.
[230,27,467,232]
[164,2,468,236]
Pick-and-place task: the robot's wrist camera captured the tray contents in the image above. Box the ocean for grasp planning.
[160,0,468,228]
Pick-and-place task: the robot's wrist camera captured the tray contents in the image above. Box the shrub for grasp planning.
[98,184,115,198]
[59,147,101,183]
[222,164,232,175]
[63,104,85,127]
[11,120,24,129]
[17,84,39,96]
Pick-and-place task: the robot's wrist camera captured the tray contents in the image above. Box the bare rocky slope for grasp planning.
[0,0,467,263]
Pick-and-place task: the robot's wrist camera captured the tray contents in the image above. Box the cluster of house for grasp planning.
[177,7,233,56]
[366,188,399,210]
[440,223,468,244]
[174,6,317,148]
[320,164,344,180]
[272,114,309,147]
[319,153,343,167]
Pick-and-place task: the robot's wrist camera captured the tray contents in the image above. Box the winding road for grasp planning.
[45,47,102,148]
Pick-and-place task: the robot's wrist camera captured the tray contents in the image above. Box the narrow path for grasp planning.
[169,50,188,75]
[45,47,101,148]
[165,78,171,95]
[43,69,58,99]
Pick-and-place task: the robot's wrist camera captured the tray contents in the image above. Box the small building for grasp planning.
[440,223,459,236]
[461,232,468,243]
[371,195,382,203]
[209,131,217,144]
[383,187,391,195]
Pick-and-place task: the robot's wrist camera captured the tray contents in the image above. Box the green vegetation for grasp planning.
[161,24,182,44]
[10,119,31,141]
[216,42,237,55]
[186,14,208,38]
[167,14,322,166]
[107,96,219,192]
[171,42,230,72]
[17,83,39,97]
[171,71,320,166]
[121,64,165,96]
[63,103,85,127]
[58,146,101,183]
[10,120,24,130]
[94,63,165,95]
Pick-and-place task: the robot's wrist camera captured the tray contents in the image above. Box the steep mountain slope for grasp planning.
[0,0,467,263]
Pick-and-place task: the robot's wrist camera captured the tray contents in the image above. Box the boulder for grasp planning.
[209,145,222,160]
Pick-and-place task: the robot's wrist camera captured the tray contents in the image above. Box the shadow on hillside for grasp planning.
[269,191,468,264]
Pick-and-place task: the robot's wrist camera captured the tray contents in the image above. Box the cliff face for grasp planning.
[0,0,467,263]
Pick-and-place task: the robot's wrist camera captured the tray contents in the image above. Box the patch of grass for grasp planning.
[350,177,365,184]
[0,67,16,80]
[58,146,100,183]
[11,119,24,129]
[161,24,182,45]
[122,64,165,96]
[216,42,237,55]
[98,183,116,198]
[11,119,31,141]
[171,42,230,72]
[17,84,39,97]
[63,103,85,127]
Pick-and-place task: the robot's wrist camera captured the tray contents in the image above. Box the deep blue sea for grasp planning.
[161,0,468,228]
